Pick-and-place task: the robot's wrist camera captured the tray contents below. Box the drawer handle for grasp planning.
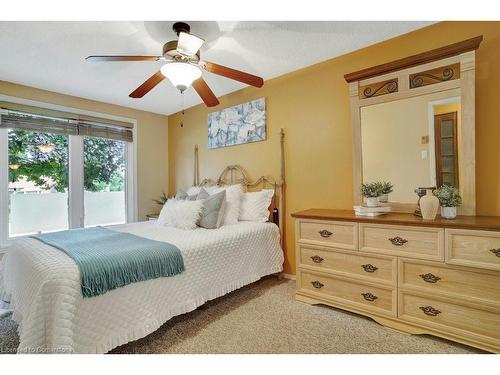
[311,280,324,289]
[361,264,378,273]
[310,255,324,264]
[388,236,408,246]
[419,306,442,317]
[490,248,500,258]
[419,273,441,283]
[318,230,333,238]
[361,292,378,302]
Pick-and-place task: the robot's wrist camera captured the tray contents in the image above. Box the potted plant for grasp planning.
[378,181,394,203]
[433,185,462,219]
[153,192,169,207]
[361,182,381,207]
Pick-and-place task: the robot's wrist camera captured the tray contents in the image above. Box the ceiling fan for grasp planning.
[86,22,264,107]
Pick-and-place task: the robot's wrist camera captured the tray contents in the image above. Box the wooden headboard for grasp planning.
[193,128,285,245]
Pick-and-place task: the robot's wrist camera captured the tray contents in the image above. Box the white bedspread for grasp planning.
[0,221,283,353]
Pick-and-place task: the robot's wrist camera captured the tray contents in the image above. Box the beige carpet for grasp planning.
[0,277,484,354]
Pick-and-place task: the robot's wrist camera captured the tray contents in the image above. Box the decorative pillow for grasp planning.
[176,189,202,201]
[196,187,210,200]
[210,184,243,226]
[157,199,203,230]
[198,190,226,229]
[186,186,202,196]
[175,190,188,200]
[239,189,274,222]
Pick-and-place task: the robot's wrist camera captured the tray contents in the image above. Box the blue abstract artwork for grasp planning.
[208,98,266,149]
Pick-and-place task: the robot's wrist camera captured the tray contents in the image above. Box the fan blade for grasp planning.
[177,32,204,56]
[86,55,161,62]
[129,71,165,98]
[201,61,264,88]
[192,78,220,107]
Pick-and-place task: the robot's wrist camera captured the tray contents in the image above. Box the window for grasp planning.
[8,129,69,236]
[1,103,136,245]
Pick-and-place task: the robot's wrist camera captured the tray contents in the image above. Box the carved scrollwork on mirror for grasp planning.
[409,64,460,89]
[361,79,398,99]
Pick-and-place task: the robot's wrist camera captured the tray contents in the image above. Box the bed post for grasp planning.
[194,144,199,186]
[279,128,285,246]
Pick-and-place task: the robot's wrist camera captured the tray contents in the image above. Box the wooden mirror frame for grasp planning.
[345,36,482,216]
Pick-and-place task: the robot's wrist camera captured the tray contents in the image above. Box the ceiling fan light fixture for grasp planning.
[177,32,204,56]
[161,62,202,93]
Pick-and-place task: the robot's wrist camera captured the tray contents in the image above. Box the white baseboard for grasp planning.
[281,272,296,280]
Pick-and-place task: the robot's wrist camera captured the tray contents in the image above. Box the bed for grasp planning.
[0,129,286,353]
[1,221,283,353]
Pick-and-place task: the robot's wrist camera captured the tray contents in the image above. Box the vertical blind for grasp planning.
[0,103,133,142]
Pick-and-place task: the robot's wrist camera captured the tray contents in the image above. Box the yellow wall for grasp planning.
[168,21,500,274]
[0,80,169,220]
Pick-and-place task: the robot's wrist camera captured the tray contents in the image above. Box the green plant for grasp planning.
[153,192,169,207]
[8,129,125,192]
[433,185,462,207]
[378,181,394,195]
[361,182,382,198]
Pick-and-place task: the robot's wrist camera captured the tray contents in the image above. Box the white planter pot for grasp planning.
[365,197,379,207]
[441,206,457,219]
[379,193,389,203]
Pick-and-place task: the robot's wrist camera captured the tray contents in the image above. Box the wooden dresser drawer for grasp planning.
[399,291,500,348]
[446,229,500,271]
[399,258,500,306]
[298,270,396,317]
[359,223,444,261]
[299,244,396,285]
[296,219,357,250]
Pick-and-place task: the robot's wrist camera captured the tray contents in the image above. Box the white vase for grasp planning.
[419,189,439,220]
[365,197,379,207]
[379,193,389,203]
[441,206,457,219]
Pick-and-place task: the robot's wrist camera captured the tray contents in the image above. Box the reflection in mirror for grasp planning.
[361,89,461,204]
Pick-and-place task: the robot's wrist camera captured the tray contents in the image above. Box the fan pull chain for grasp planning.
[180,92,185,127]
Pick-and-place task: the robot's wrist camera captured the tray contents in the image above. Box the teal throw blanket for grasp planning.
[32,227,184,298]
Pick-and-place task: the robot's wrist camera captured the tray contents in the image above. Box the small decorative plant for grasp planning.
[361,182,381,198]
[379,181,394,195]
[377,181,393,203]
[433,185,461,219]
[433,185,462,207]
[152,192,169,207]
[361,182,382,207]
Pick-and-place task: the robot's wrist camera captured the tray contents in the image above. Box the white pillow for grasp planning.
[239,189,274,222]
[157,199,203,230]
[210,184,243,226]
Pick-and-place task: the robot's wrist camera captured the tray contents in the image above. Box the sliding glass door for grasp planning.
[83,136,126,227]
[8,129,69,236]
[1,105,136,245]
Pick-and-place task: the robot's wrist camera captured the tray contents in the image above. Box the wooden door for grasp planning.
[434,112,459,188]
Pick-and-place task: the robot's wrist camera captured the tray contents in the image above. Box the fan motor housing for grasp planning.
[162,40,200,62]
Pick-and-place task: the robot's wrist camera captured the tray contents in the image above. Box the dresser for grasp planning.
[292,209,500,353]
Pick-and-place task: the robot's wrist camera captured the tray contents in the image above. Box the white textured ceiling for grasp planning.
[0,21,433,115]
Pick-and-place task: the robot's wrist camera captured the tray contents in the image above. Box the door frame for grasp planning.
[427,95,460,187]
[434,111,459,188]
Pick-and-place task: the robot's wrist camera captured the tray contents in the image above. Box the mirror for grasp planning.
[360,89,461,204]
